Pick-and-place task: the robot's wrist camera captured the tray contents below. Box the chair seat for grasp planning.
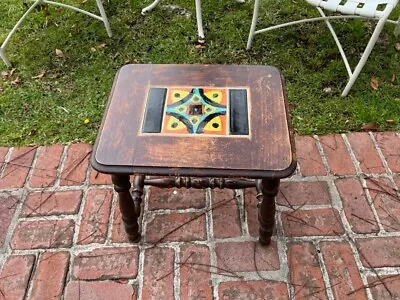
[306,0,398,18]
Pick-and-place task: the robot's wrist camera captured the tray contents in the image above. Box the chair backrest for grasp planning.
[306,0,398,18]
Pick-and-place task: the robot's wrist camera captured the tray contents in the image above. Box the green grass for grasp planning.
[0,0,399,146]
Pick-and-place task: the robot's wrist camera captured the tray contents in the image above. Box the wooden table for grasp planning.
[91,64,296,245]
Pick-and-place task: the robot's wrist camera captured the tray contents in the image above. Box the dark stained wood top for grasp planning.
[92,64,296,178]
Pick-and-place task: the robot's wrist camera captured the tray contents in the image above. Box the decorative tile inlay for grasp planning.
[163,88,227,135]
[142,87,249,136]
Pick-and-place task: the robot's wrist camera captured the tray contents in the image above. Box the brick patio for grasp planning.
[0,132,399,299]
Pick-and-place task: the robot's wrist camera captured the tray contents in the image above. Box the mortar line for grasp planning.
[137,183,151,300]
[315,242,335,300]
[235,189,248,236]
[326,155,375,300]
[105,188,118,244]
[65,154,92,286]
[173,245,181,300]
[0,147,13,176]
[54,145,69,187]
[369,132,393,175]
[15,149,40,300]
[275,209,291,291]
[206,188,219,300]
[341,133,384,233]
[314,135,331,174]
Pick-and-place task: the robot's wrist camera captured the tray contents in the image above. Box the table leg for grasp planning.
[132,175,145,217]
[112,175,140,242]
[256,178,280,245]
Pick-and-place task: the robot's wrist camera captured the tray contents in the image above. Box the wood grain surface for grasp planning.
[92,64,296,178]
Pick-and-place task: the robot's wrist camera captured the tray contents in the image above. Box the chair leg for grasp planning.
[1,0,43,67]
[341,16,388,97]
[195,0,205,43]
[0,48,11,68]
[96,0,112,37]
[142,0,162,15]
[246,0,260,49]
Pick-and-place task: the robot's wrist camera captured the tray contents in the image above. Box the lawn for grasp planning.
[0,0,399,146]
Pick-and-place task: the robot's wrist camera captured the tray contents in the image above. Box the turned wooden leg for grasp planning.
[256,178,280,246]
[112,174,140,242]
[132,175,145,217]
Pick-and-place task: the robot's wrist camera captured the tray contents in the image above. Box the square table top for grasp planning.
[92,64,296,178]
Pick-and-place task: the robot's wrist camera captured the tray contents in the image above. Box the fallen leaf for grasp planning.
[32,71,46,79]
[395,42,400,51]
[0,86,4,92]
[113,52,120,59]
[391,73,396,84]
[9,68,16,76]
[55,48,64,58]
[386,120,395,124]
[195,44,206,49]
[1,71,9,78]
[361,123,378,131]
[90,47,96,52]
[11,77,21,86]
[97,43,106,49]
[84,118,90,124]
[370,77,379,90]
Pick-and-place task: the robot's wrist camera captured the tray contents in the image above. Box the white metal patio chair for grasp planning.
[141,0,244,43]
[246,0,400,96]
[0,0,112,67]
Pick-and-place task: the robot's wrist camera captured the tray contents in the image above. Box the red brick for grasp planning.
[60,144,91,186]
[281,208,344,236]
[0,147,36,189]
[295,136,326,176]
[244,188,259,237]
[347,132,385,174]
[21,190,82,217]
[219,280,289,299]
[288,242,327,299]
[65,281,137,300]
[374,132,400,173]
[320,241,367,299]
[0,194,18,247]
[29,145,63,188]
[277,181,331,206]
[367,275,400,300]
[30,252,69,300]
[212,189,241,238]
[89,169,112,185]
[356,237,400,268]
[180,245,212,300]
[72,247,139,280]
[216,241,280,272]
[148,187,206,210]
[366,177,400,231]
[319,134,356,175]
[11,219,74,249]
[146,212,206,243]
[142,247,175,299]
[0,255,35,299]
[0,147,9,170]
[335,178,379,233]
[111,206,129,243]
[77,188,113,245]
